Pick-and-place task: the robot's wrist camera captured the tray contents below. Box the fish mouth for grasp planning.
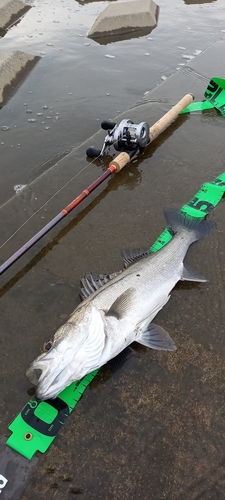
[26,366,42,387]
[26,356,68,400]
[36,372,65,400]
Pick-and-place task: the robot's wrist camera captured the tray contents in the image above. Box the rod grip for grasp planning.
[149,93,194,141]
[109,152,131,172]
[109,93,194,172]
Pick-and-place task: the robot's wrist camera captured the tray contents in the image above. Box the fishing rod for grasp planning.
[0,93,193,276]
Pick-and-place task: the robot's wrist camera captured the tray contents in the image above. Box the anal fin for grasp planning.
[181,265,207,283]
[138,323,176,351]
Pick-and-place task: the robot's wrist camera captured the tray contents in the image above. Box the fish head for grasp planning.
[26,303,105,400]
[26,332,78,400]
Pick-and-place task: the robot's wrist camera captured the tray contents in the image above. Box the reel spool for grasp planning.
[86,119,150,159]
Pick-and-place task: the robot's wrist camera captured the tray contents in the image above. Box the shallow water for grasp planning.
[0,0,225,204]
[1,0,225,499]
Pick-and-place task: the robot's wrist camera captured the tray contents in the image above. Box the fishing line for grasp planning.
[0,93,196,276]
[0,151,103,250]
[0,124,128,251]
[1,75,225,252]
[3,112,155,255]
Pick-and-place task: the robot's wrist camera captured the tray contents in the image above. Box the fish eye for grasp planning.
[42,340,53,352]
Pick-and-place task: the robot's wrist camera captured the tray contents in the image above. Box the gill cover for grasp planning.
[26,304,107,400]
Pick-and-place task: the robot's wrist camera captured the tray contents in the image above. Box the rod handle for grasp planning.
[109,151,131,172]
[109,93,194,172]
[149,93,194,142]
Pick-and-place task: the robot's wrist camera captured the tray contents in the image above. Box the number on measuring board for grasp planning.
[212,178,225,188]
[187,196,215,213]
[205,79,222,104]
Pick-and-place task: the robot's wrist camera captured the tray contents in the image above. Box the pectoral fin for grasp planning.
[108,347,135,373]
[138,323,176,351]
[181,265,207,282]
[106,287,136,319]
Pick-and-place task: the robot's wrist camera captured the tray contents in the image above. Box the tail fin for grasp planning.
[163,208,216,243]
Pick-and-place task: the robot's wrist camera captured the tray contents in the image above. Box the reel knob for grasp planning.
[101,121,116,131]
[86,147,102,159]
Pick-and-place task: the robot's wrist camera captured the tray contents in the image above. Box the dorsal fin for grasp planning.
[121,248,150,268]
[79,271,123,301]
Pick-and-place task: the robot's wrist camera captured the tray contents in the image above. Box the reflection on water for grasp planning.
[76,0,117,3]
[89,25,158,45]
[88,156,143,189]
[184,0,217,3]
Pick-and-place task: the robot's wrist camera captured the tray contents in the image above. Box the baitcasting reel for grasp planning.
[86,119,150,159]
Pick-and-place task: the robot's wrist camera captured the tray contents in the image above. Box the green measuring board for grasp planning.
[6,171,225,460]
[180,77,225,115]
[151,175,225,252]
[6,370,98,460]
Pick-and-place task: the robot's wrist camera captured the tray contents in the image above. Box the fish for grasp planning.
[26,208,215,400]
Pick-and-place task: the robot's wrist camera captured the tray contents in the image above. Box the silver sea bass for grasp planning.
[26,208,215,400]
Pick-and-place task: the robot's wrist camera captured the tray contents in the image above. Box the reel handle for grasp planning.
[101,120,116,130]
[109,93,194,172]
[86,122,117,157]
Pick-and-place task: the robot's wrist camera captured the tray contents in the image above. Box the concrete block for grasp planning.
[0,50,39,105]
[0,0,30,30]
[88,0,158,42]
